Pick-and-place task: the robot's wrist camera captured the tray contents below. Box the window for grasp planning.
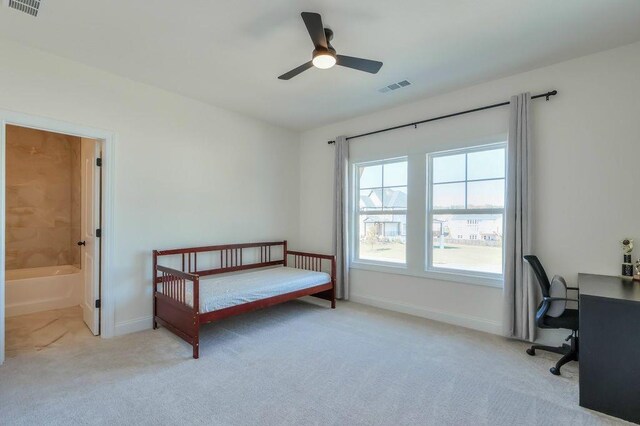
[355,158,407,264]
[349,140,505,287]
[427,144,505,276]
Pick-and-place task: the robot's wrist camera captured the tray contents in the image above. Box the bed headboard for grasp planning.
[153,240,288,279]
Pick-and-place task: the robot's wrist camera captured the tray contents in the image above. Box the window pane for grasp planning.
[432,182,465,209]
[430,214,503,274]
[358,214,406,263]
[467,179,505,209]
[359,188,383,211]
[383,187,407,210]
[433,154,465,183]
[359,164,382,189]
[383,161,407,187]
[467,148,505,180]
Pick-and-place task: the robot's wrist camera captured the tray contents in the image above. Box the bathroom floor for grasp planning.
[5,306,94,358]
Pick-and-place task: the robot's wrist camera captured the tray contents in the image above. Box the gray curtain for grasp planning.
[333,136,350,300]
[503,93,536,341]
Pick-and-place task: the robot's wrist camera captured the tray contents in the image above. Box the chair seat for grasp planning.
[542,308,579,330]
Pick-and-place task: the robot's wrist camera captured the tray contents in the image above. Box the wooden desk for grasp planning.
[579,273,640,424]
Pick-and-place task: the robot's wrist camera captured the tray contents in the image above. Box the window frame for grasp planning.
[352,156,408,267]
[426,142,506,282]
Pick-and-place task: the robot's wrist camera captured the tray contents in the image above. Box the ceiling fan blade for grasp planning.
[278,61,313,80]
[336,55,383,74]
[301,12,327,49]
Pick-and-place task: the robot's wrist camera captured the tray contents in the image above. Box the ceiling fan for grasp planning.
[278,12,383,80]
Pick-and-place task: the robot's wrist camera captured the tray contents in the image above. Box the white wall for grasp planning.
[0,39,300,335]
[298,41,640,336]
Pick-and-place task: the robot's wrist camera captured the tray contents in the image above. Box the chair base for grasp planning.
[526,332,579,376]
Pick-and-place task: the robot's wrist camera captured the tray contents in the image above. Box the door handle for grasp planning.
[77,241,86,246]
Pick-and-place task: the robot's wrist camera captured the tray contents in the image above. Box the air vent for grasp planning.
[5,0,41,17]
[378,80,411,93]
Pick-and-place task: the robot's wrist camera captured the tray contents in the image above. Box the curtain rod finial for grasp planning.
[327,140,335,145]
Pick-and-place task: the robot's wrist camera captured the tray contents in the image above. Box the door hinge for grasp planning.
[96,228,102,238]
[96,157,102,167]
[95,299,101,309]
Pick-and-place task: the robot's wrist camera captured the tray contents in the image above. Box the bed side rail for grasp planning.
[286,250,337,308]
[154,263,200,310]
[153,251,202,358]
[286,250,336,283]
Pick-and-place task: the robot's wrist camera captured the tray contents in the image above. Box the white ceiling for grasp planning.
[1,0,640,130]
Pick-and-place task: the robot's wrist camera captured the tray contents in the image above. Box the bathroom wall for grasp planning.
[69,139,81,268]
[5,125,81,270]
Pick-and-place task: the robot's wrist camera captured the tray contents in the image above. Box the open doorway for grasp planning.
[0,111,115,365]
[3,125,102,357]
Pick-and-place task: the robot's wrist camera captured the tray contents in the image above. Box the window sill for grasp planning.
[351,260,408,271]
[350,261,503,289]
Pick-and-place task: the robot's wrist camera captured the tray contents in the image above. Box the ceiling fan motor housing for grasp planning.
[324,28,334,42]
[313,47,336,60]
[313,28,336,60]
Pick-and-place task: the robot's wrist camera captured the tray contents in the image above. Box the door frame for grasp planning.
[0,109,116,365]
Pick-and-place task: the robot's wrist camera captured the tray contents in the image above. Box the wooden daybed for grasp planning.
[152,241,335,358]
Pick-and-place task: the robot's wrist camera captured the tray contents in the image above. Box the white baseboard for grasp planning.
[114,315,153,336]
[349,294,502,335]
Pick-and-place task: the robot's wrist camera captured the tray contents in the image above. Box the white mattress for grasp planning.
[159,266,331,313]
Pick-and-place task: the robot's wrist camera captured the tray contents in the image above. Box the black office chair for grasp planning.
[523,255,579,375]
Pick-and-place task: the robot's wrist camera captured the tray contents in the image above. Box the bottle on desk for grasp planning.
[622,255,634,279]
[621,239,634,279]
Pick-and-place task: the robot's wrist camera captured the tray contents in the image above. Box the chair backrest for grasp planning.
[523,255,551,298]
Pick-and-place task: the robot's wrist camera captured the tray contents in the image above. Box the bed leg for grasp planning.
[153,319,158,330]
[193,341,199,359]
[192,329,199,359]
[331,286,336,309]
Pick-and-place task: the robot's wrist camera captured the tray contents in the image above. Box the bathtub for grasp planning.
[5,265,83,317]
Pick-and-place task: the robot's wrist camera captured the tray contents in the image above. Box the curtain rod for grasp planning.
[327,90,557,144]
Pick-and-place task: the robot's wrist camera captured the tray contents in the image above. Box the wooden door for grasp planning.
[80,138,101,335]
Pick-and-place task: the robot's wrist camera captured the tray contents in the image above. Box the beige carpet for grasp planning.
[0,301,626,425]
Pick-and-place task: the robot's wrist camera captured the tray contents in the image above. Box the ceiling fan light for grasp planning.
[312,53,336,69]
